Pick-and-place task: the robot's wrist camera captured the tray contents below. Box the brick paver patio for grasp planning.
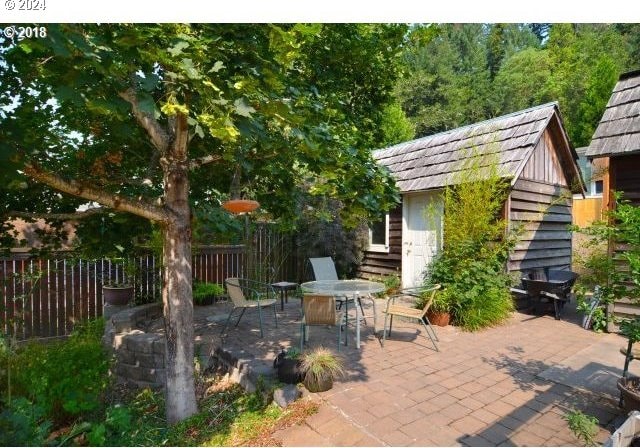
[193,294,629,446]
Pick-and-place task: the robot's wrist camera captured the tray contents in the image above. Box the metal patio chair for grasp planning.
[300,294,345,352]
[382,284,442,351]
[221,278,278,338]
[308,256,367,321]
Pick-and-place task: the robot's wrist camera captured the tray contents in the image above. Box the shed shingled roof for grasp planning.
[585,70,640,158]
[374,103,559,193]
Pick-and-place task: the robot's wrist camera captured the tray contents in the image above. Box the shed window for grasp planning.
[369,215,389,253]
[594,180,603,195]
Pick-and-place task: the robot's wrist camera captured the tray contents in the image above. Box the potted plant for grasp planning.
[382,273,401,296]
[300,347,345,393]
[193,282,225,306]
[273,347,304,384]
[619,319,640,412]
[103,258,137,306]
[422,288,452,327]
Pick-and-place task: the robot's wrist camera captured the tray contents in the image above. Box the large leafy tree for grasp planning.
[0,23,403,423]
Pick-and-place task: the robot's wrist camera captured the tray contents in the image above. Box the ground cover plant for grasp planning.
[0,317,317,446]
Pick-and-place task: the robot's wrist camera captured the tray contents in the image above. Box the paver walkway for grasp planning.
[193,295,630,446]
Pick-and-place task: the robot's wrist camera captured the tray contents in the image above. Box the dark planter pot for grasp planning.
[103,286,134,306]
[194,296,216,306]
[304,376,333,393]
[276,358,304,384]
[426,310,450,327]
[618,377,640,413]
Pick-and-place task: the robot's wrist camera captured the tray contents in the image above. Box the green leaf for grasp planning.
[55,86,84,105]
[139,73,161,92]
[180,58,201,79]
[211,61,225,72]
[233,98,255,118]
[167,40,189,57]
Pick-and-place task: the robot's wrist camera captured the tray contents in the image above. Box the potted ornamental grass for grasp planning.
[300,347,345,393]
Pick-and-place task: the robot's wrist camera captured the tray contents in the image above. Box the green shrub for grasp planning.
[193,282,225,304]
[0,318,110,425]
[0,397,52,446]
[424,152,517,331]
[415,287,451,313]
[381,273,401,295]
[573,194,640,332]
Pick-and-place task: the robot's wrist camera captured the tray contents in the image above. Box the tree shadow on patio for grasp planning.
[457,346,624,446]
[193,297,378,388]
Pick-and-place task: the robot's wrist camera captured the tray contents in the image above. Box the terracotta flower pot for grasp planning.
[103,285,134,306]
[222,199,260,214]
[618,377,640,413]
[426,310,450,327]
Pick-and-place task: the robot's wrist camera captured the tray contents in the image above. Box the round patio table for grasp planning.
[301,279,384,348]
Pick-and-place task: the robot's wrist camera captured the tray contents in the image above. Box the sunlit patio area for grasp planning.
[190,295,631,446]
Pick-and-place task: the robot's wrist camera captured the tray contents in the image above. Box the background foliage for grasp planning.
[395,23,636,148]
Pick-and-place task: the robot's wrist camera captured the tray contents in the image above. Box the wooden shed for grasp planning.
[585,69,640,318]
[359,103,584,288]
[585,69,640,210]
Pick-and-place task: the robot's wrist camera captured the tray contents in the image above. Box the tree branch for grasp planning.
[6,208,105,221]
[189,154,223,170]
[24,163,169,223]
[119,88,170,153]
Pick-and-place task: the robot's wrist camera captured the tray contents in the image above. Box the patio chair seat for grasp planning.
[382,284,441,351]
[385,304,424,319]
[221,278,278,338]
[301,294,345,351]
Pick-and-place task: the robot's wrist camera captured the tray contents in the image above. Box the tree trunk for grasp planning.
[162,217,198,424]
[162,113,198,424]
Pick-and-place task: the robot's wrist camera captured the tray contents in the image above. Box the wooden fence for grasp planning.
[1,226,299,340]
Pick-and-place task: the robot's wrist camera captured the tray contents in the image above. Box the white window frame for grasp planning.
[368,214,389,253]
[590,179,604,197]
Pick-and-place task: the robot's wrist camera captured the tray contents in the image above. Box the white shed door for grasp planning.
[402,192,443,288]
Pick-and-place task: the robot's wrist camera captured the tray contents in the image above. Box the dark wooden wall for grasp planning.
[607,154,640,317]
[508,128,573,272]
[612,154,640,206]
[357,203,403,280]
[509,179,573,272]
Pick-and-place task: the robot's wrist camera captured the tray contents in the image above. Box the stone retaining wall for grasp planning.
[103,303,167,389]
[103,303,280,395]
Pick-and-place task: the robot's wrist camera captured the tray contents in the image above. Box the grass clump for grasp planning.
[300,347,345,392]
